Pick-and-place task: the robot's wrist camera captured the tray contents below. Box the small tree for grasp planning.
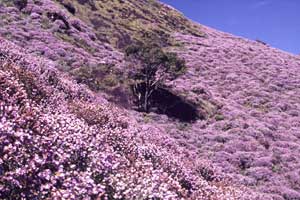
[125,42,185,112]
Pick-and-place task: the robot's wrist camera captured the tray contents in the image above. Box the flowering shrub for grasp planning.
[0,38,259,199]
[168,27,300,199]
[3,0,299,198]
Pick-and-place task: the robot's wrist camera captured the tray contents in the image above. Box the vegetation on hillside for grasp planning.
[125,42,186,112]
[0,36,254,200]
[55,0,204,49]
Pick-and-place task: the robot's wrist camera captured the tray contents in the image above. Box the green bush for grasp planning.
[71,64,120,92]
[125,42,186,112]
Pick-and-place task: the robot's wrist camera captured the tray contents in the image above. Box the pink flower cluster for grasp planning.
[0,38,258,199]
[166,27,300,199]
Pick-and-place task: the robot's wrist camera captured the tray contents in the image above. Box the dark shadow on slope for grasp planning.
[150,87,202,122]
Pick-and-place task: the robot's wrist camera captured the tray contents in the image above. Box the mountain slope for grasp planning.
[1,0,300,199]
[55,0,202,48]
[165,26,300,199]
[0,33,257,199]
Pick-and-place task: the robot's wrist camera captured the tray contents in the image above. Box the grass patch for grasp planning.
[70,63,122,92]
[54,0,204,50]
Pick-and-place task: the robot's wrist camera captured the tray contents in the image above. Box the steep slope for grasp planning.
[0,37,258,199]
[1,0,300,199]
[0,0,203,106]
[0,0,124,68]
[54,0,202,48]
[162,27,300,199]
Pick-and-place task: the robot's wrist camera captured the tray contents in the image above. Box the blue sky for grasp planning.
[160,0,300,54]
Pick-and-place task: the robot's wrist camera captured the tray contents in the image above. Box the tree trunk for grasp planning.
[144,87,149,112]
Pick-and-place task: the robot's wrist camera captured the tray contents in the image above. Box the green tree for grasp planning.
[125,42,185,112]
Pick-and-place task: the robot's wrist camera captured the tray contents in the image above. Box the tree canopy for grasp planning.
[125,42,186,112]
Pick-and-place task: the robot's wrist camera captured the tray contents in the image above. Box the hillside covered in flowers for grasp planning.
[0,36,260,199]
[1,0,300,199]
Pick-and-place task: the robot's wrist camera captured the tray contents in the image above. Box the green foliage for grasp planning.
[142,113,151,123]
[0,0,14,6]
[125,42,186,81]
[40,16,53,29]
[215,114,225,121]
[125,42,186,112]
[55,0,204,49]
[71,64,120,92]
[271,164,281,173]
[177,122,189,131]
